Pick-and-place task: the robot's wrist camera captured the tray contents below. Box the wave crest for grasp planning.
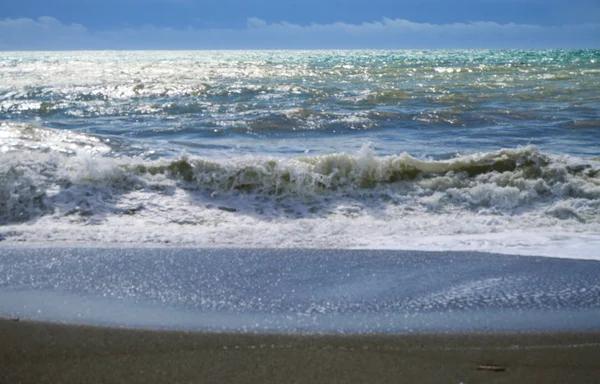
[131,146,553,194]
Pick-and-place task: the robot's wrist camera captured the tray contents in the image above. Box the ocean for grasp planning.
[1,50,599,259]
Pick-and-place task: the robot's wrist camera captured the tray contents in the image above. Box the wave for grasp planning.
[1,132,599,224]
[2,123,599,257]
[128,146,599,199]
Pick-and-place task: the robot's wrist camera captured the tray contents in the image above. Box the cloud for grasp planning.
[1,16,599,50]
[0,17,93,50]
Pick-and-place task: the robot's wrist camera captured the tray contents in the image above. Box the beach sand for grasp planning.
[2,319,600,383]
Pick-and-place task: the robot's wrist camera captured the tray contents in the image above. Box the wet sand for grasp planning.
[2,319,600,384]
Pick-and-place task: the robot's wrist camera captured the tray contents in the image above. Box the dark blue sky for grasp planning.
[1,0,599,49]
[4,0,600,27]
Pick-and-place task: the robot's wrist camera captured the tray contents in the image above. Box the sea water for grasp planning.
[1,50,599,258]
[2,248,600,332]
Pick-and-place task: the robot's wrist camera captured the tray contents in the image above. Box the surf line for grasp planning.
[218,342,600,352]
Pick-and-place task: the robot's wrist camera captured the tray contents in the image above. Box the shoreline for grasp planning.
[2,239,600,262]
[2,319,600,383]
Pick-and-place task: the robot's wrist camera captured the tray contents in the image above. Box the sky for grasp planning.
[1,0,599,49]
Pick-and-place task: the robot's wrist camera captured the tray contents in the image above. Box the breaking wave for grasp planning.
[1,122,599,258]
[1,136,599,225]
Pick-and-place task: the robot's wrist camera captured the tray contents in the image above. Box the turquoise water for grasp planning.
[1,50,599,256]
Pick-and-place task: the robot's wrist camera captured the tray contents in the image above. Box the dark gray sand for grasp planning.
[2,319,600,384]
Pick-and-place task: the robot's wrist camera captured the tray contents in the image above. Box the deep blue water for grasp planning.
[2,50,599,158]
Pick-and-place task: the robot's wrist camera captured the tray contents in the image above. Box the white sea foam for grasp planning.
[1,124,598,260]
[0,121,110,155]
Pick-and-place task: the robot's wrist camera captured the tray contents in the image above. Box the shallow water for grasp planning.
[2,247,599,332]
